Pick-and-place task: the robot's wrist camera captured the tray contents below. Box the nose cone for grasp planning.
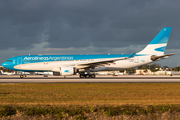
[2,62,6,67]
[2,62,10,69]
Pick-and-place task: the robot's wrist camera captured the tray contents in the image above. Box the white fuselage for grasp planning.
[13,55,152,72]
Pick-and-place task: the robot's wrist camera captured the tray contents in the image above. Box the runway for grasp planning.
[0,75,180,83]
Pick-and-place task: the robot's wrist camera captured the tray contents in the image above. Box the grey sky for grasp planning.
[0,0,180,67]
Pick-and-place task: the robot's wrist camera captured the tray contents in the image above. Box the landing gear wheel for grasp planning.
[79,74,84,78]
[90,74,96,78]
[20,75,24,78]
[85,74,90,78]
[44,75,48,77]
[20,75,26,78]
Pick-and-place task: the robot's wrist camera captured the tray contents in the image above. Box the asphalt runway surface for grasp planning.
[0,75,180,83]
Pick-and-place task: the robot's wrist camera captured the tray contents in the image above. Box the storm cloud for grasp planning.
[0,0,180,66]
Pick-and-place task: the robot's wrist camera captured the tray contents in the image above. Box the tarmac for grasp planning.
[0,75,180,83]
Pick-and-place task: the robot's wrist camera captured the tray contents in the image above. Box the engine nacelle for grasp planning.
[52,67,78,76]
[60,67,75,76]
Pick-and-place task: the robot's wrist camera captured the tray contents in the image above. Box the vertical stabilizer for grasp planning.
[137,27,172,55]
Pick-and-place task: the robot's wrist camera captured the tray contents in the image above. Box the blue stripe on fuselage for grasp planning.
[11,54,131,64]
[2,54,148,71]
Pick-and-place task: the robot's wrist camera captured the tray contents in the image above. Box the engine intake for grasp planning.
[53,72,60,76]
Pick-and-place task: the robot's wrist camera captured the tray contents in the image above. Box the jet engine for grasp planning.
[53,67,78,76]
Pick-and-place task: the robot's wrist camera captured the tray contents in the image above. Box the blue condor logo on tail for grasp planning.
[155,46,166,52]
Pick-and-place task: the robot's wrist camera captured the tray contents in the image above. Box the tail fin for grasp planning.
[137,27,172,55]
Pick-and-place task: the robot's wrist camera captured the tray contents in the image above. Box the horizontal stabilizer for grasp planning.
[151,53,177,61]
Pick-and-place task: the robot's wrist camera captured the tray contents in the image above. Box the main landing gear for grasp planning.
[44,75,48,77]
[79,74,96,78]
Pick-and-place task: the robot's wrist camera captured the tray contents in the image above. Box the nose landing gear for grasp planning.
[20,75,26,78]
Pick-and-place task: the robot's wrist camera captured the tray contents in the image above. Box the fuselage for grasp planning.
[1,54,152,72]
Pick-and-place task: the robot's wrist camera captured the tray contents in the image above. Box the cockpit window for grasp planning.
[6,60,12,62]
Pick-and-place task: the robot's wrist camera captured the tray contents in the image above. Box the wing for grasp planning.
[151,53,177,61]
[75,53,136,68]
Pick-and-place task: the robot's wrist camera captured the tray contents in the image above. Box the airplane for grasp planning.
[0,70,15,75]
[1,27,176,78]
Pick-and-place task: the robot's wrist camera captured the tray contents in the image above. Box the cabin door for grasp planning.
[17,57,22,64]
[134,57,139,63]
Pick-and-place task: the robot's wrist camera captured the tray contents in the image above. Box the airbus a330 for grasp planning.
[2,27,175,78]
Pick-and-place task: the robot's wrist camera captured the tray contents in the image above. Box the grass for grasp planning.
[1,83,180,119]
[0,104,180,117]
[0,105,16,117]
[1,83,180,105]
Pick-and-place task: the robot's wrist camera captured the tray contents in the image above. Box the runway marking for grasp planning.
[47,80,80,82]
[1,75,180,83]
